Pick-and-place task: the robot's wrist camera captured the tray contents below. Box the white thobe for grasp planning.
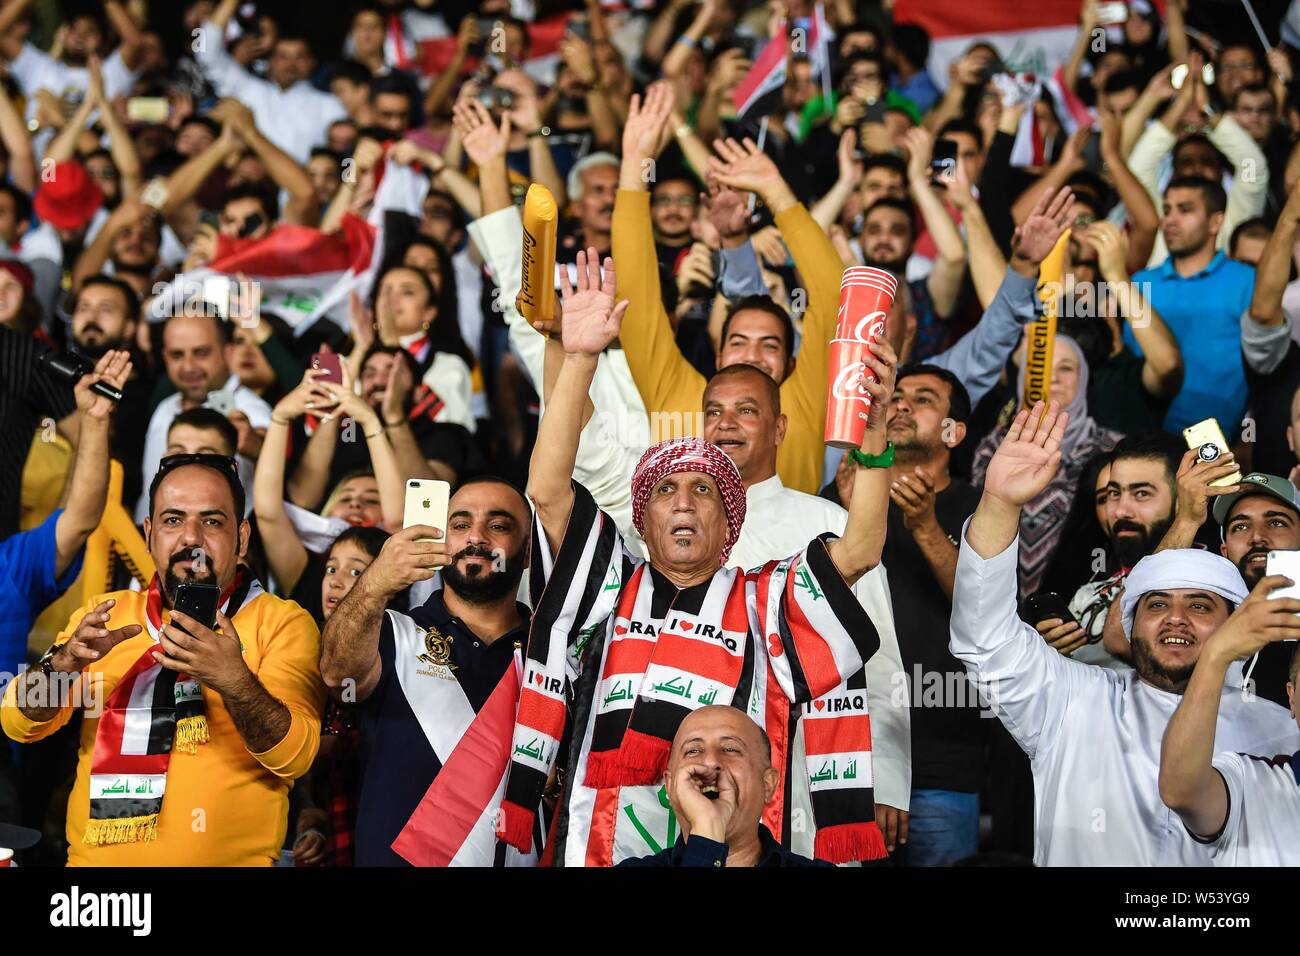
[950,521,1299,866]
[467,206,649,548]
[730,475,912,837]
[1203,750,1300,866]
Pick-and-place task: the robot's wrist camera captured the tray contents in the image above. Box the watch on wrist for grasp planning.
[37,643,65,677]
[527,126,551,139]
[849,442,895,469]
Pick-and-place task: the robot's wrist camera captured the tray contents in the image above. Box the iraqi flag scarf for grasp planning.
[497,491,887,863]
[84,572,261,846]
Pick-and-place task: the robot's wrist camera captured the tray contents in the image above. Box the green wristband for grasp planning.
[849,443,895,469]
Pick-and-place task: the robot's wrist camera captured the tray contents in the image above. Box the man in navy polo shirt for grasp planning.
[0,350,130,684]
[1124,177,1289,435]
[320,476,535,866]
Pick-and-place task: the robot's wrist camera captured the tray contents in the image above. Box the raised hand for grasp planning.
[1011,186,1074,267]
[835,128,864,188]
[707,136,786,203]
[1203,575,1300,666]
[623,80,676,161]
[273,366,338,423]
[862,336,899,435]
[701,182,750,245]
[559,247,629,357]
[75,349,132,421]
[1171,448,1241,530]
[381,351,415,426]
[454,99,511,167]
[983,401,1068,508]
[902,126,935,184]
[1080,220,1128,280]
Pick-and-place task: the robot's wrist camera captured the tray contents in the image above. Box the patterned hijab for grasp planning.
[1016,334,1095,457]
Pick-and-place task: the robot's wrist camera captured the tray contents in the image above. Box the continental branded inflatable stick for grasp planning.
[519,183,558,332]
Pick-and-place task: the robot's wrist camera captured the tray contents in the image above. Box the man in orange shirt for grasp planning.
[2,453,324,866]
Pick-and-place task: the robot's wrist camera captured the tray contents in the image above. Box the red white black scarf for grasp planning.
[84,573,261,846]
[498,486,887,863]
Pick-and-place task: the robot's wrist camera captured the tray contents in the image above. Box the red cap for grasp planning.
[0,259,34,294]
[33,161,103,231]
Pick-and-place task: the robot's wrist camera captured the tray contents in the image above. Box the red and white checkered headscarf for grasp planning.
[631,438,747,563]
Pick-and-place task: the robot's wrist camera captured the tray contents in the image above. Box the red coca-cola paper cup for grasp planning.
[825,268,896,448]
[0,848,12,867]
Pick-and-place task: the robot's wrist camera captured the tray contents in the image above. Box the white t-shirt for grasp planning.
[1201,749,1300,866]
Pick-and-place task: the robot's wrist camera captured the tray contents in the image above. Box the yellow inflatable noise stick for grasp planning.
[519,183,558,334]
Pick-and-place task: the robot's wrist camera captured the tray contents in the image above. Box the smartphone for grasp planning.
[931,139,958,184]
[237,211,265,240]
[204,388,236,417]
[126,97,169,124]
[1025,592,1079,628]
[140,176,170,211]
[311,351,342,385]
[173,580,220,634]
[1266,552,1300,627]
[404,478,451,542]
[567,13,591,41]
[1182,418,1242,488]
[1095,2,1128,25]
[863,97,888,124]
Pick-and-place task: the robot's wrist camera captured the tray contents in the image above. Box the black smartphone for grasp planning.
[173,581,220,634]
[237,212,265,239]
[930,138,958,184]
[1024,592,1078,628]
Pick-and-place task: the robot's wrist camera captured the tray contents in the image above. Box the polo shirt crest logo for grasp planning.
[416,626,457,680]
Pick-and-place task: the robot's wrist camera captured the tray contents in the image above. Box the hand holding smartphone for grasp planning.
[1025,591,1079,628]
[311,351,343,385]
[1265,551,1300,634]
[172,581,220,636]
[404,479,450,545]
[1182,418,1242,488]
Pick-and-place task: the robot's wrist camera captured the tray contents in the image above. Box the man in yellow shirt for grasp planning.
[2,453,324,866]
[612,81,846,495]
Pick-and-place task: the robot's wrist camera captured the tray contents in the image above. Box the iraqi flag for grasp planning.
[893,0,1089,87]
[732,21,790,119]
[149,155,427,335]
[1002,66,1095,167]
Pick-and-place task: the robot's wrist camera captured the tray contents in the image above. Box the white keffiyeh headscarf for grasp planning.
[1120,550,1248,639]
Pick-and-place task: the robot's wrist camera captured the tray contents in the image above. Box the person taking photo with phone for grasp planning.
[319,476,535,866]
[2,453,325,865]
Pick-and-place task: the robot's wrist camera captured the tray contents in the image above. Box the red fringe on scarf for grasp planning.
[814,821,888,863]
[497,799,535,853]
[582,728,671,789]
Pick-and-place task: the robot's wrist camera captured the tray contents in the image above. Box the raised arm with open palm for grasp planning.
[968,401,1070,559]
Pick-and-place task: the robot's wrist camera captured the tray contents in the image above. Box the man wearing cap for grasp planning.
[951,400,1298,865]
[1213,473,1300,707]
[497,250,895,867]
[1154,452,1300,706]
[1,453,324,865]
[1159,575,1300,866]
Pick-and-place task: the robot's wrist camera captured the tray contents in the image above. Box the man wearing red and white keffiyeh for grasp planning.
[497,247,896,866]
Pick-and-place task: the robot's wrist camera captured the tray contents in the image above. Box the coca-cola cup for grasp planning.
[0,848,11,867]
[825,267,897,448]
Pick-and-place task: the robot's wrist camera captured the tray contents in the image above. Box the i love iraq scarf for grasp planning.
[500,533,886,863]
[84,573,261,846]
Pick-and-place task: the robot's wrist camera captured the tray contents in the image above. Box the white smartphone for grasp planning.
[1266,551,1300,631]
[1095,2,1128,25]
[203,388,236,416]
[140,176,170,210]
[1182,418,1242,488]
[403,479,450,542]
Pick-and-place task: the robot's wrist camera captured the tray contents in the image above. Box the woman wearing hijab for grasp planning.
[970,334,1123,597]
